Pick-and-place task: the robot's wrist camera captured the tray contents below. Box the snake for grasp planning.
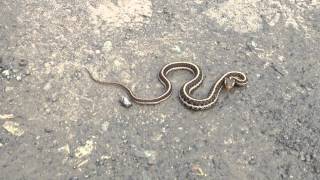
[85,62,248,110]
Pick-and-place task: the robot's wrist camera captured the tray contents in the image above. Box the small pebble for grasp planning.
[16,75,22,81]
[95,159,104,166]
[50,93,59,102]
[145,150,157,165]
[2,69,10,77]
[248,156,256,165]
[256,73,261,78]
[5,86,14,92]
[305,153,312,162]
[25,70,31,75]
[73,70,82,80]
[251,41,257,48]
[18,59,28,67]
[300,152,305,161]
[219,41,229,50]
[174,137,181,143]
[101,121,110,132]
[172,45,181,53]
[120,96,132,108]
[246,41,257,51]
[69,176,79,180]
[43,82,52,91]
[102,41,113,53]
[191,164,206,176]
[44,128,53,133]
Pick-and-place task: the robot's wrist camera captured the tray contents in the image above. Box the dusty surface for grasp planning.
[1,0,320,179]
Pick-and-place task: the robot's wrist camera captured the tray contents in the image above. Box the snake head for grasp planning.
[224,72,248,90]
[224,77,236,90]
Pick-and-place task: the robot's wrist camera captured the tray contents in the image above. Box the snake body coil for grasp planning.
[86,62,248,110]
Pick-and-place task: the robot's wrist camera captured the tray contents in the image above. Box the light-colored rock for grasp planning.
[43,82,52,91]
[16,75,22,81]
[0,114,15,120]
[74,140,94,159]
[101,121,110,131]
[58,144,70,155]
[4,86,14,92]
[120,96,132,108]
[2,121,24,136]
[2,69,10,77]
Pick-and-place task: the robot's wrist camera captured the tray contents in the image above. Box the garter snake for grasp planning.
[85,62,248,110]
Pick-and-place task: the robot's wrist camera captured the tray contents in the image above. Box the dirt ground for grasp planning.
[1,0,320,179]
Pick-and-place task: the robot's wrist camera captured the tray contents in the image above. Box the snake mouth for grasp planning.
[224,77,235,90]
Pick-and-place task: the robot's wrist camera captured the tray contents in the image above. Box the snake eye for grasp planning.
[224,77,235,90]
